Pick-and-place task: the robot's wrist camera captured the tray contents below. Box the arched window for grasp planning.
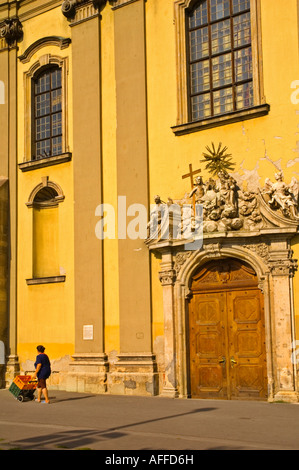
[20,47,71,169]
[33,66,63,159]
[187,0,253,120]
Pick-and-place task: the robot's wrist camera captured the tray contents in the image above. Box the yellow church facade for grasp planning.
[1,0,299,402]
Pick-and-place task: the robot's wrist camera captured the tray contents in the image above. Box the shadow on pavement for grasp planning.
[2,406,217,450]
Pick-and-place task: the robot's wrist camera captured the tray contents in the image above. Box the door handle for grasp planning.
[230,357,237,367]
[219,356,226,365]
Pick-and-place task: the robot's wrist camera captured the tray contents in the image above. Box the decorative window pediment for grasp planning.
[18,36,71,64]
[26,177,65,209]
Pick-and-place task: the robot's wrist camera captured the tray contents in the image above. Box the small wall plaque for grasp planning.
[83,325,93,340]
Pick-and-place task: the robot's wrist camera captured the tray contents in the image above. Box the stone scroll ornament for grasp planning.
[146,144,299,241]
[0,18,23,45]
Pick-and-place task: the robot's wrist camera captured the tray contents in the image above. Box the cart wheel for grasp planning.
[17,395,24,402]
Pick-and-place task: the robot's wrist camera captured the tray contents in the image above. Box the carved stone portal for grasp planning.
[146,168,299,402]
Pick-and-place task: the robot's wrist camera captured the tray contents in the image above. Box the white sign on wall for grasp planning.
[0,81,4,104]
[83,325,94,341]
[0,341,5,365]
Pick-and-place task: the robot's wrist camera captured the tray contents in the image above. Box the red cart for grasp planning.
[9,375,38,402]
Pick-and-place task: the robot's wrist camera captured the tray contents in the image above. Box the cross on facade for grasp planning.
[182,163,201,189]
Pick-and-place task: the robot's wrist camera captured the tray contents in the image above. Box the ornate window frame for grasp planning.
[19,53,71,171]
[172,0,269,135]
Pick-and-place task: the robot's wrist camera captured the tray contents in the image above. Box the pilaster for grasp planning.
[158,250,179,398]
[112,0,157,395]
[268,242,299,402]
[63,0,107,391]
[0,13,22,386]
[67,353,109,394]
[108,353,158,396]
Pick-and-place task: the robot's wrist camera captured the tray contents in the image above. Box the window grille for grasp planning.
[33,67,63,159]
[187,0,253,121]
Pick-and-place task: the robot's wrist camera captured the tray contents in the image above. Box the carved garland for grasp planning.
[244,243,270,261]
[174,251,192,275]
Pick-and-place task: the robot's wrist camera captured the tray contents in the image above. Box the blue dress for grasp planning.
[34,353,51,379]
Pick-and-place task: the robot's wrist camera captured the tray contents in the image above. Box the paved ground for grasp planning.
[0,388,299,452]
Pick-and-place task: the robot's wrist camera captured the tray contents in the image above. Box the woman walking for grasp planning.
[32,345,51,404]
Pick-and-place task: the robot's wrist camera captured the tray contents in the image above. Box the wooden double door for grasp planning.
[188,259,268,400]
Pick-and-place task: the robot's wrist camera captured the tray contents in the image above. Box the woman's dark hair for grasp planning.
[37,345,45,353]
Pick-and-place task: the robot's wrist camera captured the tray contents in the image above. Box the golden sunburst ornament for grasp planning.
[200,142,235,176]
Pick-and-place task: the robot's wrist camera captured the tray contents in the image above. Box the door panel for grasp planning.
[228,290,267,400]
[189,277,267,400]
[189,292,228,399]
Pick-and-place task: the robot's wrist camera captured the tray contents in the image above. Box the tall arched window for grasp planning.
[33,66,63,159]
[187,0,253,121]
[21,50,70,169]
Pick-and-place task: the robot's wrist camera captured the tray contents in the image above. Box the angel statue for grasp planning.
[263,171,299,219]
